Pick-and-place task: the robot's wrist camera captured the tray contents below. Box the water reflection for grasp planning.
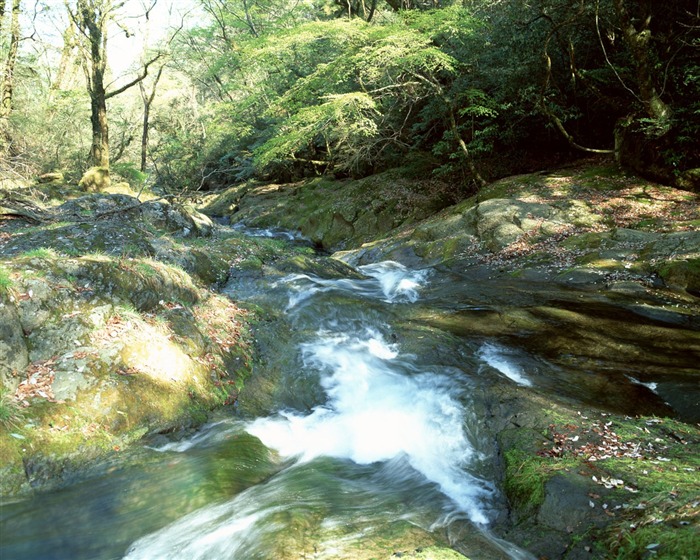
[0,422,279,560]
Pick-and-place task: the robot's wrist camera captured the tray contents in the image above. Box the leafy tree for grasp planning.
[161,0,699,192]
[67,0,163,170]
[251,19,459,178]
[462,0,700,184]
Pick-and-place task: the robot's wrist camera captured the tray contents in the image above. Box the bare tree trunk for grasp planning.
[52,19,78,92]
[0,0,21,153]
[90,92,109,167]
[139,65,164,172]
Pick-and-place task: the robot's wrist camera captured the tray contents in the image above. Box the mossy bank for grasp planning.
[0,186,269,496]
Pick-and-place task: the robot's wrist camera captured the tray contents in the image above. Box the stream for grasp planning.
[2,227,698,560]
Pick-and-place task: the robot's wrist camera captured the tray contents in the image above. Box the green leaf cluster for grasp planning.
[153,0,700,189]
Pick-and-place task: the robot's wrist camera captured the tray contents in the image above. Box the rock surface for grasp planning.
[0,191,252,495]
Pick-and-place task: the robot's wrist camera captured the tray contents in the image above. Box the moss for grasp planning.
[561,232,608,250]
[503,447,548,514]
[581,416,700,559]
[396,546,470,559]
[0,264,12,292]
[477,174,542,202]
[577,164,629,186]
[0,387,24,429]
[657,257,700,289]
[613,520,700,560]
[18,248,58,259]
[79,167,111,192]
[502,410,700,558]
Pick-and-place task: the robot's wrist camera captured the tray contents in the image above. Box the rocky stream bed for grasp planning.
[1,160,699,559]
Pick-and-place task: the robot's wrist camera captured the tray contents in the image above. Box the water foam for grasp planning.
[280,260,430,309]
[626,375,659,394]
[248,329,493,524]
[478,343,533,387]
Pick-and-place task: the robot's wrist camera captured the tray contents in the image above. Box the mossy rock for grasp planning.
[0,246,253,496]
[658,257,700,294]
[215,171,458,251]
[79,167,111,192]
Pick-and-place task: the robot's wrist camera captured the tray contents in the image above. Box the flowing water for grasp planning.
[2,228,697,559]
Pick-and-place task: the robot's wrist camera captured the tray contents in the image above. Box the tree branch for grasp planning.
[105,52,163,99]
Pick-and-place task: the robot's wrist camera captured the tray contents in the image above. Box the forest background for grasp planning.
[0,0,698,196]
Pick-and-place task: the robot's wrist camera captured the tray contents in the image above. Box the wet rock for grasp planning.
[537,473,608,532]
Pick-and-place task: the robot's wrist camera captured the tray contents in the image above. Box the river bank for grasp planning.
[1,160,699,559]
[204,157,700,559]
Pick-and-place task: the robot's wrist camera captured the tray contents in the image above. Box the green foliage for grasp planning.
[254,92,380,174]
[152,0,700,189]
[231,17,460,178]
[13,83,92,175]
[0,265,12,293]
[0,387,24,429]
[19,248,57,259]
[111,162,147,186]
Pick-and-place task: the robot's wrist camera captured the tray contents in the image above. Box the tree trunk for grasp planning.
[0,0,21,153]
[140,65,164,172]
[613,0,671,131]
[72,0,111,168]
[71,0,162,170]
[53,20,78,92]
[91,90,109,168]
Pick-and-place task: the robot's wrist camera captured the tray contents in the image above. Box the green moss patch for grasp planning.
[500,405,700,560]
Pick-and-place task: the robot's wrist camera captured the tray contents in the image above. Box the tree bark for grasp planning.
[612,0,672,131]
[70,0,164,169]
[0,0,21,153]
[52,20,78,92]
[140,65,164,172]
[72,0,111,167]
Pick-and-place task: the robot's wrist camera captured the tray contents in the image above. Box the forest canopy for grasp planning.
[0,0,698,192]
